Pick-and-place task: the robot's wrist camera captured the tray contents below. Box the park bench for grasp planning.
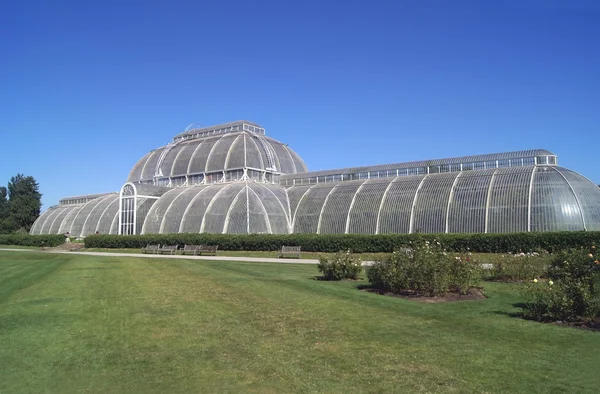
[196,245,218,256]
[141,244,160,254]
[279,245,301,259]
[181,244,201,255]
[158,244,178,255]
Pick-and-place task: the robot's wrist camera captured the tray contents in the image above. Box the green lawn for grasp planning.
[0,251,598,393]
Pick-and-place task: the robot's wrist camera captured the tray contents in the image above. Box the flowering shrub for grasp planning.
[485,252,551,282]
[366,240,481,297]
[317,251,362,280]
[522,246,600,322]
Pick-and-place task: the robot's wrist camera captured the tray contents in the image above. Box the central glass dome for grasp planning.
[127,121,307,184]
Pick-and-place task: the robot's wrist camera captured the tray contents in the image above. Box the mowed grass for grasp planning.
[0,252,598,393]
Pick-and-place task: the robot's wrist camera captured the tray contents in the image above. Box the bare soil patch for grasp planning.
[552,317,600,332]
[361,287,487,303]
[42,243,86,252]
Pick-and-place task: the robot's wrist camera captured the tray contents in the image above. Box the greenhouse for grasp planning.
[31,120,600,237]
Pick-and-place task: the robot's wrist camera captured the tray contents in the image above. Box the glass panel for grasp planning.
[485,161,496,169]
[488,167,531,233]
[251,184,290,234]
[378,177,422,234]
[188,137,219,174]
[225,187,250,234]
[347,179,389,234]
[530,167,583,231]
[179,186,222,233]
[558,168,600,231]
[49,206,78,234]
[171,142,196,176]
[39,206,66,234]
[159,144,186,177]
[447,169,495,233]
[287,185,311,219]
[523,157,535,166]
[81,195,117,236]
[128,151,153,182]
[319,181,363,234]
[203,184,245,233]
[267,138,296,174]
[244,136,265,170]
[140,149,162,181]
[95,197,120,235]
[224,134,246,169]
[293,184,336,233]
[412,173,458,234]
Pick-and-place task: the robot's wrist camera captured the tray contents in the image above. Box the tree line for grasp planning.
[0,174,42,234]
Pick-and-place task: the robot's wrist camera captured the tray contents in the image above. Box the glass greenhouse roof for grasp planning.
[280,149,557,187]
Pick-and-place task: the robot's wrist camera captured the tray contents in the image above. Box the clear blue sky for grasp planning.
[2,0,599,209]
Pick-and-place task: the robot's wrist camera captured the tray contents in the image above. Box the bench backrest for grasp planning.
[199,245,218,252]
[281,246,301,252]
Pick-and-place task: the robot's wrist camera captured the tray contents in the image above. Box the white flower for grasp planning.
[533,278,538,283]
[548,280,553,286]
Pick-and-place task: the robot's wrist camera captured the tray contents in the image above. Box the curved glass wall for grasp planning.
[30,194,120,237]
[289,166,600,235]
[141,182,291,235]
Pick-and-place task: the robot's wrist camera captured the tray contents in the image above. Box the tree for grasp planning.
[7,174,42,233]
[0,186,11,233]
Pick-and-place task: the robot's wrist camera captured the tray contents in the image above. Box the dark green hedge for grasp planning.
[84,232,600,253]
[0,234,66,247]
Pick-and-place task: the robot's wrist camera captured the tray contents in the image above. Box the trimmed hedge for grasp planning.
[0,234,66,247]
[84,231,600,253]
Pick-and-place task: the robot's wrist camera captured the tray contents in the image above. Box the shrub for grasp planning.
[521,246,600,322]
[366,241,481,297]
[0,234,66,247]
[317,251,362,280]
[484,252,551,282]
[84,232,600,254]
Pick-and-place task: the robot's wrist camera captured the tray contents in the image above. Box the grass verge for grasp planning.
[0,251,598,393]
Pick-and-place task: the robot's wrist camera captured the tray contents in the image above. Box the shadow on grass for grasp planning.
[310,276,366,282]
[0,312,79,332]
[489,303,527,318]
[19,297,75,306]
[67,266,121,270]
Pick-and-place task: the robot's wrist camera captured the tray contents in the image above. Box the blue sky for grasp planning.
[2,0,599,209]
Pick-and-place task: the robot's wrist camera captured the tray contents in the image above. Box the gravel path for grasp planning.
[0,247,321,265]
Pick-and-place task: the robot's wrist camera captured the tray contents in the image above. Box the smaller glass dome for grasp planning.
[127,121,307,183]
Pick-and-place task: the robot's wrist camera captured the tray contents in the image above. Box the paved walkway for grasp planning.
[0,247,320,265]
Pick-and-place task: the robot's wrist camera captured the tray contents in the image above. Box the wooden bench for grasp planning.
[279,245,301,259]
[158,244,178,255]
[141,244,160,254]
[196,245,218,256]
[181,244,201,255]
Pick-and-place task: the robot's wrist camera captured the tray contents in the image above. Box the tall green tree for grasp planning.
[0,186,11,233]
[7,174,42,233]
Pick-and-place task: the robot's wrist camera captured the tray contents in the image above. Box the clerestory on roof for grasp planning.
[173,120,265,142]
[59,192,117,205]
[279,149,557,186]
